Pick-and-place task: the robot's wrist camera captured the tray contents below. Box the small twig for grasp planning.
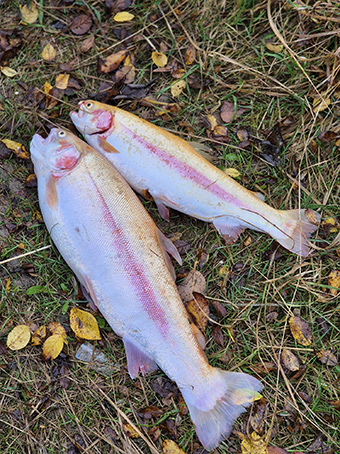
[0,245,51,266]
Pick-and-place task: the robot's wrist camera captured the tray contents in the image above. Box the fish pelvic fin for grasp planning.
[276,208,320,256]
[181,369,262,450]
[123,337,158,379]
[157,230,182,280]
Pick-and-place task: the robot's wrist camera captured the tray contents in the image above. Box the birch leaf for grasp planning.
[70,308,101,340]
[55,73,69,90]
[48,322,67,342]
[42,43,57,62]
[1,67,17,77]
[241,431,266,454]
[328,269,340,296]
[224,168,240,178]
[162,439,185,454]
[32,325,47,346]
[113,12,135,22]
[313,94,331,113]
[42,334,64,360]
[7,325,31,350]
[152,51,168,68]
[289,315,312,346]
[171,80,186,98]
[20,4,39,24]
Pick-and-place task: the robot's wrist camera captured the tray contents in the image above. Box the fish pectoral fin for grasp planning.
[123,337,158,379]
[251,190,266,202]
[98,136,120,153]
[79,274,99,312]
[80,284,98,312]
[191,323,206,350]
[213,216,246,244]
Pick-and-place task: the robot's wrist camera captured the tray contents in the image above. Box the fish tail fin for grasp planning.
[181,369,262,450]
[275,208,320,256]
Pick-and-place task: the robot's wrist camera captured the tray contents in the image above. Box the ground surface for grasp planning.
[0,1,339,453]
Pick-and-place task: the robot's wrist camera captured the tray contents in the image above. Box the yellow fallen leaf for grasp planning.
[313,93,331,113]
[265,42,284,52]
[55,73,69,90]
[289,315,312,346]
[162,439,186,454]
[171,80,186,98]
[241,431,266,454]
[32,325,47,346]
[70,308,101,340]
[41,43,57,62]
[122,422,140,438]
[7,325,31,350]
[224,167,241,178]
[328,269,340,296]
[322,217,338,233]
[48,322,67,342]
[152,51,168,68]
[42,334,64,360]
[43,82,53,94]
[230,388,263,405]
[1,66,17,77]
[113,11,135,22]
[20,4,39,24]
[1,139,30,159]
[4,277,11,292]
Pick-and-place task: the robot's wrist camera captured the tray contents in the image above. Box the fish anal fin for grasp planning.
[213,217,245,244]
[123,337,158,379]
[98,136,120,153]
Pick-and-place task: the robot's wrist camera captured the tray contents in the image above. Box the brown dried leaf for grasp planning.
[25,173,37,187]
[211,300,227,318]
[59,364,70,389]
[289,315,312,346]
[186,293,209,332]
[329,400,340,410]
[80,35,95,53]
[211,325,224,347]
[249,398,267,433]
[162,439,185,454]
[177,270,206,302]
[31,325,47,346]
[328,269,340,296]
[281,349,300,372]
[318,131,338,143]
[48,322,67,341]
[70,15,92,35]
[250,361,277,376]
[313,93,331,113]
[98,49,127,73]
[122,422,140,438]
[267,447,288,454]
[317,349,338,366]
[184,44,196,65]
[138,405,163,420]
[220,100,246,123]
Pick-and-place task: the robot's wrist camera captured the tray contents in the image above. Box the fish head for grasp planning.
[70,100,114,137]
[30,128,86,178]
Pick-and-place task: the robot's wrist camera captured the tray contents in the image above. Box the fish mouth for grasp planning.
[72,103,113,137]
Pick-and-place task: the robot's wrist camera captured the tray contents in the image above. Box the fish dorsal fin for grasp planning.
[123,337,158,379]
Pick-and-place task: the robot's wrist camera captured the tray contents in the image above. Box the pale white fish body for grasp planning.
[30,129,262,450]
[71,101,320,256]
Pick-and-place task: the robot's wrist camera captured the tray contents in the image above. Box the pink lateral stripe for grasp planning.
[87,171,169,337]
[118,123,244,207]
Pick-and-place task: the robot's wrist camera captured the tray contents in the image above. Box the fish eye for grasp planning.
[58,131,66,137]
[86,102,93,109]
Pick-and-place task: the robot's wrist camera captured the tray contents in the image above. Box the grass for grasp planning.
[0,0,340,452]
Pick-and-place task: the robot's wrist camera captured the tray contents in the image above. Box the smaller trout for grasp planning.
[71,101,320,256]
[30,129,262,450]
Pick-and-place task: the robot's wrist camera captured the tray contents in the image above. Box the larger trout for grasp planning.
[71,101,319,256]
[30,129,262,450]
